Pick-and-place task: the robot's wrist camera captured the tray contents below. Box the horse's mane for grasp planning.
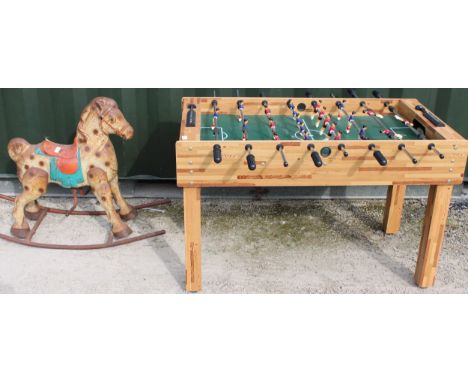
[77,97,118,142]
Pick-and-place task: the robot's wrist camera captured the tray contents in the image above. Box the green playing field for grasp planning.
[200,114,422,141]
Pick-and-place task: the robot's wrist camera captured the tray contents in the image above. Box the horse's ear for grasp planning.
[94,100,103,112]
[80,106,92,120]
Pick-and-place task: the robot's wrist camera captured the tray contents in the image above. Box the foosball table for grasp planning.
[175,95,468,292]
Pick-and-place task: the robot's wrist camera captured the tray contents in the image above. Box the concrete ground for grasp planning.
[0,194,466,293]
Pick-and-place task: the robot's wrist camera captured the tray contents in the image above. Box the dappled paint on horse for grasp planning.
[7,97,137,239]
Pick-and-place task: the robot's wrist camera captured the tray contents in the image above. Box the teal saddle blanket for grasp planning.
[35,147,85,188]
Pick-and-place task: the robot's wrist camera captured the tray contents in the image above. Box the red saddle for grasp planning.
[40,138,79,174]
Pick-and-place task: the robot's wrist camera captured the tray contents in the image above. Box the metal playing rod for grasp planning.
[398,144,418,164]
[276,144,289,167]
[338,143,349,157]
[428,143,445,159]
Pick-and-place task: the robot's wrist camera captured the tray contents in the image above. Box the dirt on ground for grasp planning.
[0,196,466,293]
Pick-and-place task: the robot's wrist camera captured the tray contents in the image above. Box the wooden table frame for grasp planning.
[176,97,468,292]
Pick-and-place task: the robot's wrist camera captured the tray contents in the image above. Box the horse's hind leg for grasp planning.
[109,177,137,221]
[87,167,132,239]
[11,167,48,238]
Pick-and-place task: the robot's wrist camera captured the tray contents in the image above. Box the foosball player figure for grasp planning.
[312,100,321,113]
[303,131,312,140]
[320,114,331,135]
[273,132,280,141]
[242,117,249,130]
[242,117,249,141]
[296,117,305,130]
[334,130,343,140]
[299,124,307,136]
[237,100,245,122]
[359,125,368,140]
[264,107,272,118]
[400,117,414,127]
[287,99,295,113]
[211,107,219,130]
[364,108,384,119]
[328,121,337,136]
[403,119,413,127]
[316,108,326,128]
[337,100,347,121]
[346,111,356,133]
[269,119,277,131]
[292,110,299,120]
[380,128,403,140]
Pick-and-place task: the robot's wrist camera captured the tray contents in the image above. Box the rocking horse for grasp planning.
[0,97,169,249]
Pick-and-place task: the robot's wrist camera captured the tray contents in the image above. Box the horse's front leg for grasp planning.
[87,167,132,238]
[109,176,137,221]
[11,167,48,238]
[24,200,46,220]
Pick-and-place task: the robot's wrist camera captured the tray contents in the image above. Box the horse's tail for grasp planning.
[8,138,31,162]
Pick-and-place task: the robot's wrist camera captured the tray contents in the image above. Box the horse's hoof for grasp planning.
[113,224,132,239]
[120,205,137,221]
[25,206,46,221]
[11,225,30,239]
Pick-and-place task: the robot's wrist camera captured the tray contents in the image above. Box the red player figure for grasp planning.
[264,107,271,118]
[328,122,337,136]
[337,110,342,121]
[393,114,413,126]
[334,131,343,140]
[366,108,384,119]
[314,101,321,113]
[269,119,276,130]
[380,128,403,140]
[316,110,326,128]
[273,132,280,141]
[242,131,247,141]
[404,120,413,127]
[320,115,331,135]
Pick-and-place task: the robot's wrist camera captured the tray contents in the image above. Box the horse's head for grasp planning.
[82,97,134,140]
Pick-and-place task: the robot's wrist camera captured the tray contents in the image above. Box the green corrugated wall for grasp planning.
[0,89,467,179]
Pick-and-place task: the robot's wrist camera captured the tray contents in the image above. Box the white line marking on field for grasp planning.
[201,126,227,140]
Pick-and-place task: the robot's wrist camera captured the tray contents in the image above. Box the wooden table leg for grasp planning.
[183,187,202,292]
[414,185,453,288]
[383,185,407,234]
